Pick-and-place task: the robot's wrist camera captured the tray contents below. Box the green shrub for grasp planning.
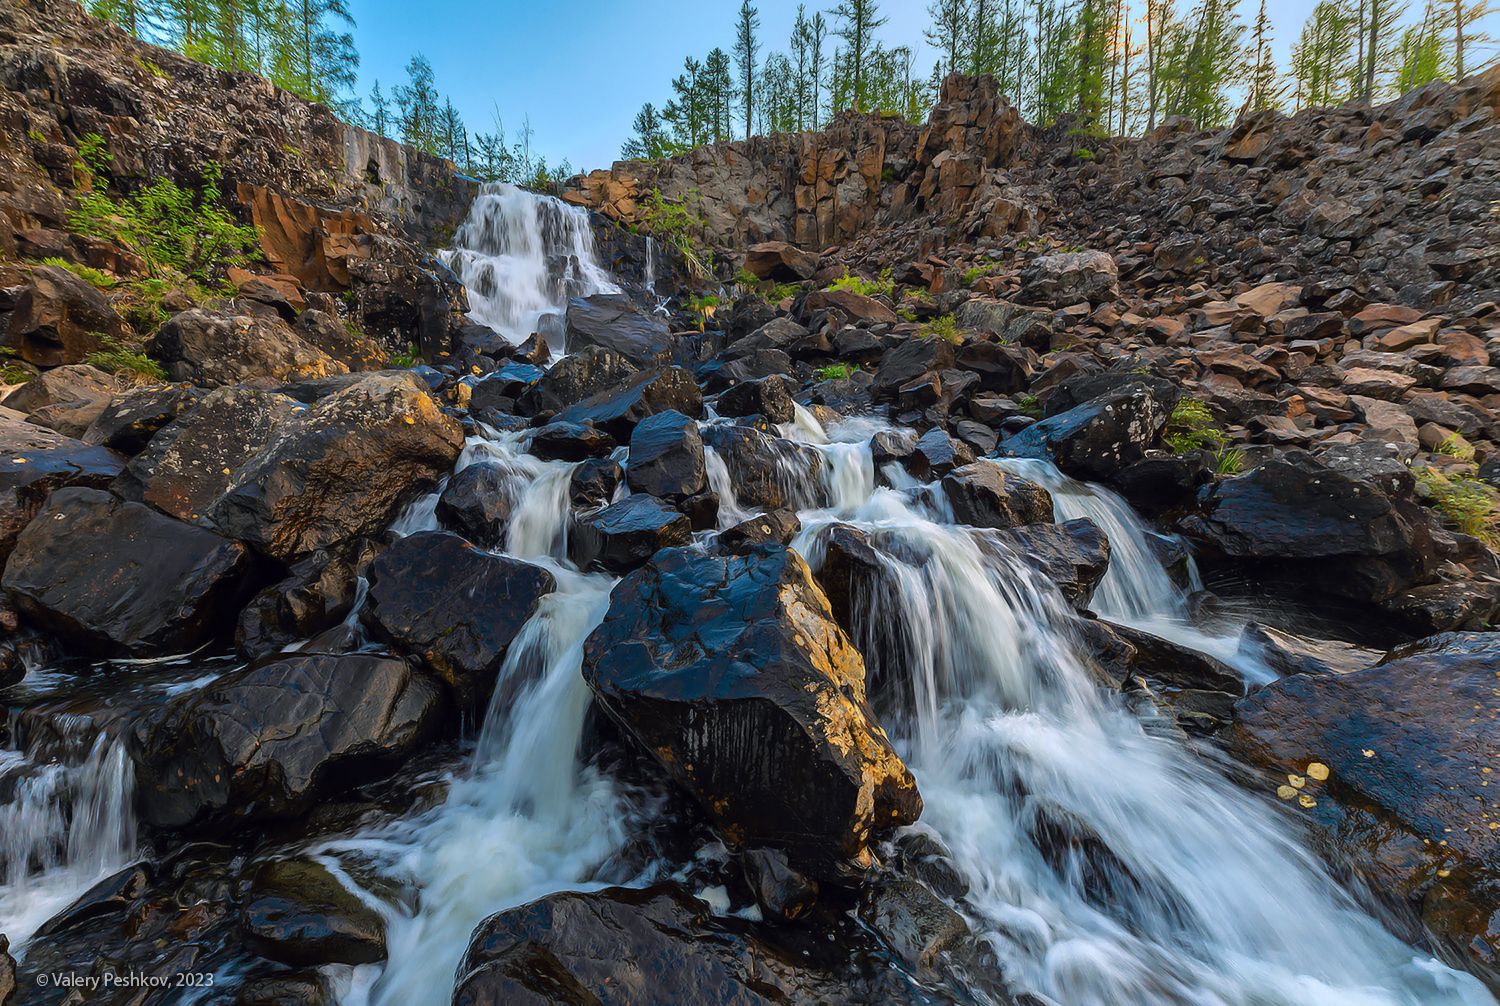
[733,266,760,289]
[768,281,801,303]
[0,347,34,385]
[84,336,167,383]
[685,293,720,330]
[1016,392,1042,419]
[1163,398,1227,454]
[922,314,960,344]
[814,362,857,381]
[963,262,1000,287]
[1415,466,1500,547]
[391,343,422,368]
[827,268,894,300]
[641,188,712,283]
[70,133,260,284]
[1213,446,1246,476]
[40,256,117,288]
[1434,434,1476,462]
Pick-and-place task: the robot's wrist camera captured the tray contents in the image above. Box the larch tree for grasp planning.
[926,0,971,76]
[734,0,762,139]
[831,0,889,111]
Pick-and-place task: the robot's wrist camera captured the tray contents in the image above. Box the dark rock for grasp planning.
[979,518,1111,608]
[3,487,254,656]
[909,427,975,478]
[134,652,442,831]
[0,414,124,564]
[528,420,615,461]
[152,309,346,387]
[236,549,362,659]
[742,847,819,922]
[436,461,514,547]
[625,409,705,501]
[715,374,797,424]
[241,858,387,966]
[857,877,969,969]
[941,461,1054,529]
[570,494,692,574]
[703,423,826,510]
[1233,642,1500,982]
[516,346,637,417]
[469,361,544,411]
[745,241,818,282]
[553,367,703,441]
[2,363,115,436]
[564,293,673,366]
[802,289,899,326]
[365,531,555,710]
[582,545,920,871]
[1019,250,1119,307]
[81,383,206,455]
[719,507,801,552]
[568,457,623,509]
[872,336,956,399]
[4,265,125,367]
[1236,622,1378,678]
[955,340,1033,394]
[1001,380,1171,483]
[207,373,464,560]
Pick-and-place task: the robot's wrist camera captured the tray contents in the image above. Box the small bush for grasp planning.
[1163,398,1227,454]
[40,256,117,288]
[922,314,960,344]
[733,266,760,289]
[641,188,712,283]
[1213,446,1246,476]
[827,268,894,300]
[768,281,801,303]
[391,343,422,368]
[1434,434,1476,462]
[84,336,167,383]
[814,362,857,381]
[1415,467,1500,547]
[685,293,720,331]
[0,347,35,385]
[1016,392,1042,419]
[70,133,260,284]
[963,262,1000,287]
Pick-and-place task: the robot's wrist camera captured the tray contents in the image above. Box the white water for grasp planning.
[440,182,618,348]
[0,731,136,950]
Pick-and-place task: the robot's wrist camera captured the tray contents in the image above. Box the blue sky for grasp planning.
[350,0,1498,173]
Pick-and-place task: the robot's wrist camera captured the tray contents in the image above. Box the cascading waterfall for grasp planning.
[0,730,137,950]
[439,183,618,348]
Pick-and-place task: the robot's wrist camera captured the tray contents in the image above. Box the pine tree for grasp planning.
[830,0,888,112]
[283,0,358,104]
[394,54,442,154]
[704,48,735,143]
[1292,1,1359,108]
[368,80,391,136]
[1359,0,1409,99]
[926,0,971,75]
[622,103,674,159]
[1248,0,1282,110]
[735,1,762,139]
[808,12,829,128]
[1395,1,1449,89]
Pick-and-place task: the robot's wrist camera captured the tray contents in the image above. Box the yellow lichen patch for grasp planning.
[1287,774,1306,789]
[1307,762,1330,781]
[1277,785,1298,800]
[1298,794,1317,809]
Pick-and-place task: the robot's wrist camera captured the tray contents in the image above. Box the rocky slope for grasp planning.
[0,3,1498,1005]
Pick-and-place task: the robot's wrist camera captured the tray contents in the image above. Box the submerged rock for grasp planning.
[582,544,920,873]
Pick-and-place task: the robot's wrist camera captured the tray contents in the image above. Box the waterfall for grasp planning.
[0,731,137,950]
[439,183,619,349]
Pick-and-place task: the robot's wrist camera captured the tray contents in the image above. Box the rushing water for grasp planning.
[439,183,619,348]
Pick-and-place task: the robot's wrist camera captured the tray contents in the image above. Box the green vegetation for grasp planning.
[84,336,167,383]
[1163,398,1228,454]
[70,135,260,284]
[1016,392,1043,419]
[1434,433,1476,462]
[391,343,422,368]
[1415,466,1500,548]
[768,281,802,303]
[963,262,1000,287]
[0,348,34,386]
[642,188,713,283]
[814,362,859,381]
[827,268,894,300]
[1213,446,1246,476]
[40,257,118,289]
[686,293,721,331]
[733,266,760,288]
[922,313,960,344]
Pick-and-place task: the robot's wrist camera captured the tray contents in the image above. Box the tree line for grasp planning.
[87,0,571,188]
[624,0,1495,159]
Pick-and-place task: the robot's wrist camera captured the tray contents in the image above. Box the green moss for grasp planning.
[1016,392,1042,419]
[38,256,117,288]
[922,313,960,345]
[132,54,168,80]
[827,268,894,300]
[391,343,422,368]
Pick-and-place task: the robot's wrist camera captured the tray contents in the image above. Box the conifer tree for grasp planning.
[368,80,391,136]
[734,1,762,139]
[830,0,888,111]
[926,0,971,75]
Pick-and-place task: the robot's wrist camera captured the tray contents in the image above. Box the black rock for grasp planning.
[568,457,624,509]
[1001,380,1171,483]
[941,461,1054,529]
[528,421,616,461]
[719,508,802,552]
[716,375,797,424]
[81,384,207,455]
[236,548,362,659]
[564,293,674,367]
[625,409,705,501]
[515,346,637,417]
[701,424,824,510]
[554,367,704,441]
[241,858,388,966]
[0,415,124,565]
[979,518,1112,608]
[436,461,514,547]
[570,494,692,574]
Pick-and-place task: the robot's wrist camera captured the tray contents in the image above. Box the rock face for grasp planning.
[582,544,920,872]
[1233,635,1500,983]
[454,884,965,1006]
[365,531,555,711]
[1183,450,1436,603]
[151,309,347,387]
[3,487,253,656]
[134,652,443,831]
[206,373,464,560]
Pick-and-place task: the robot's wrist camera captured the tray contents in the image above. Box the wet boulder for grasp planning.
[0,414,124,563]
[453,883,959,1006]
[570,494,691,574]
[152,309,348,387]
[436,461,514,547]
[364,531,555,711]
[82,383,207,455]
[1000,380,1171,483]
[872,336,957,400]
[1019,250,1120,307]
[582,545,920,872]
[554,367,703,440]
[715,374,797,425]
[528,420,615,461]
[241,858,388,966]
[469,362,544,411]
[979,518,1111,608]
[235,549,362,660]
[207,373,465,560]
[1233,637,1500,982]
[701,424,825,510]
[719,508,802,552]
[3,264,124,367]
[625,409,705,501]
[908,427,975,479]
[134,652,443,831]
[112,386,301,522]
[564,293,673,367]
[568,457,624,509]
[2,363,117,437]
[2,487,254,656]
[1180,450,1436,604]
[941,461,1054,529]
[515,346,636,417]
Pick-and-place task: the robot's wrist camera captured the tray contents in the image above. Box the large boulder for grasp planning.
[1019,250,1120,307]
[151,309,347,387]
[0,415,124,563]
[553,367,703,440]
[979,518,1111,608]
[582,545,920,872]
[112,386,301,522]
[133,652,443,831]
[701,424,825,510]
[744,241,818,282]
[1232,636,1500,983]
[1000,380,1171,483]
[570,494,692,574]
[435,461,514,548]
[515,346,637,417]
[1181,450,1437,604]
[3,264,124,367]
[625,409,705,501]
[453,884,960,1006]
[941,461,1054,529]
[2,487,254,656]
[563,294,673,367]
[82,383,207,455]
[2,363,117,436]
[364,531,555,710]
[241,858,388,966]
[207,373,464,560]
